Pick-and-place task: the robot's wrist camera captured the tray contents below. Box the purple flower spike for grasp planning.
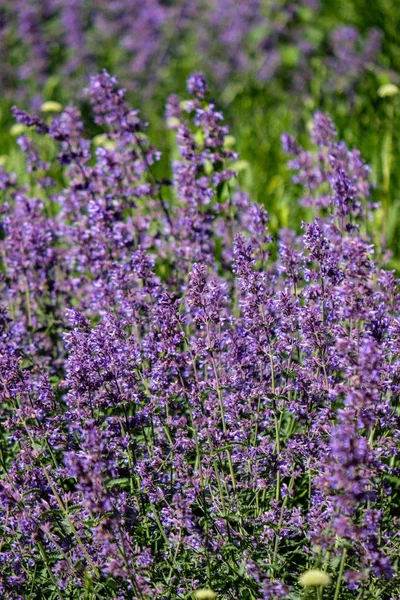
[187,72,209,99]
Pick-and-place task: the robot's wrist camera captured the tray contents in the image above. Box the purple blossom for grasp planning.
[0,73,398,600]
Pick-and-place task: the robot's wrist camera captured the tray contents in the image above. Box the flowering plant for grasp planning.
[0,72,399,599]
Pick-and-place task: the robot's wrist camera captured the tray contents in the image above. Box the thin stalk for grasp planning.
[117,523,145,600]
[25,286,32,327]
[37,541,65,600]
[42,466,101,578]
[166,528,183,586]
[205,319,237,491]
[252,364,264,446]
[134,133,173,231]
[333,548,347,600]
[23,425,101,578]
[268,346,281,502]
[271,474,295,575]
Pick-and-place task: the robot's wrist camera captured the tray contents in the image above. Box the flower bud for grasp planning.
[40,101,63,113]
[377,83,399,98]
[299,570,331,588]
[193,588,217,599]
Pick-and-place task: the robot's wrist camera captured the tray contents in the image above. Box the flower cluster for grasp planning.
[326,26,383,94]
[0,73,399,600]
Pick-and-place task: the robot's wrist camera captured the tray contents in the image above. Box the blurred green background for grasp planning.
[1,0,400,265]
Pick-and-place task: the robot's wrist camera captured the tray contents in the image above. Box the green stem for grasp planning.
[25,286,32,327]
[37,541,64,600]
[271,474,295,574]
[42,466,101,578]
[269,347,281,502]
[333,548,347,600]
[204,318,237,492]
[23,425,101,578]
[382,105,394,223]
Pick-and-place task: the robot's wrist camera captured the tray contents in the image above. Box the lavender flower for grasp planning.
[0,73,399,600]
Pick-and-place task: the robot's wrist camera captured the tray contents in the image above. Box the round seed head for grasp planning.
[193,589,217,599]
[299,570,331,588]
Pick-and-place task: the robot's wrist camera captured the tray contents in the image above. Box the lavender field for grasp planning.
[0,2,400,599]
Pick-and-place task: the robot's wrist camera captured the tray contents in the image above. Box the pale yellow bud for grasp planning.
[40,101,63,113]
[377,84,399,98]
[223,135,236,148]
[10,123,27,136]
[299,569,331,588]
[193,588,217,599]
[166,116,180,128]
[231,160,249,172]
[92,134,116,150]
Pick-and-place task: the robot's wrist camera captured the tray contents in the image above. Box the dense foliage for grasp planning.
[1,1,400,260]
[0,71,399,599]
[1,1,400,599]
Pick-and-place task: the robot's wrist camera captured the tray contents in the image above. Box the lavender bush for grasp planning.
[3,0,400,266]
[0,73,399,599]
[0,0,383,103]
